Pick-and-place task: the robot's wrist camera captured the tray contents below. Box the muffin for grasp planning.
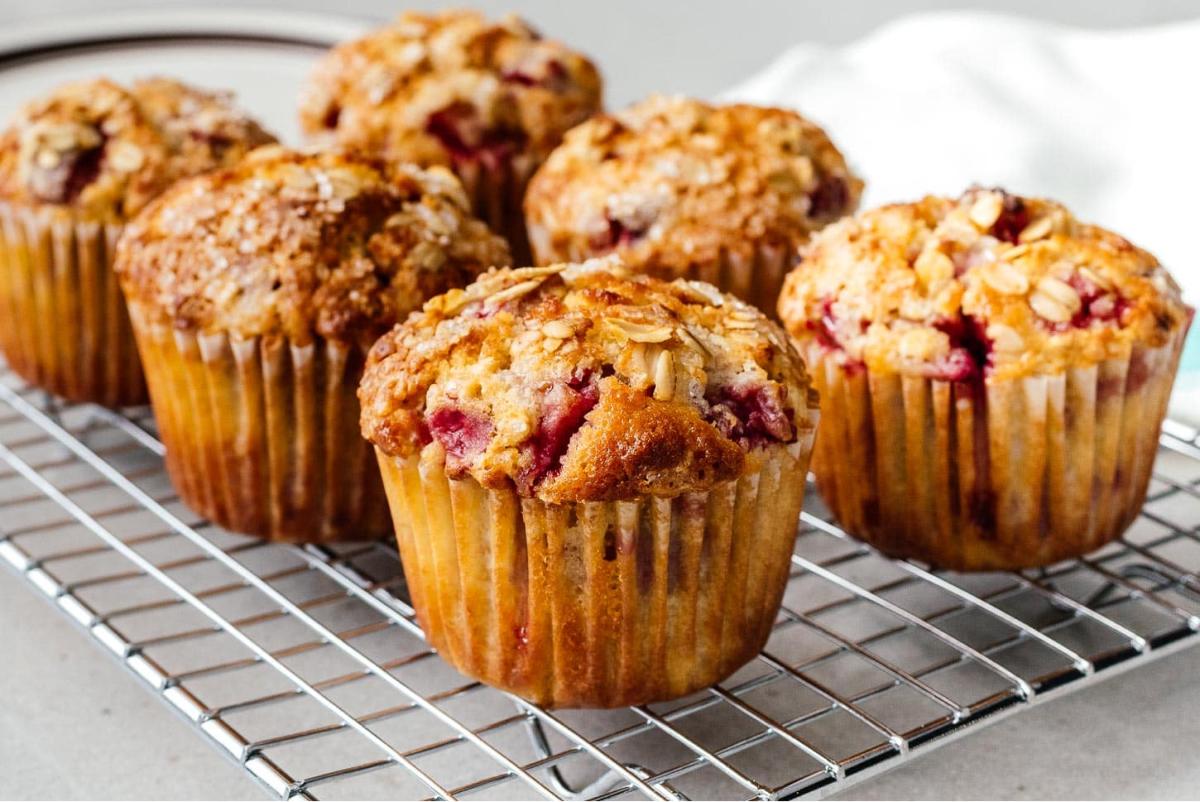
[524,95,862,314]
[115,147,511,542]
[359,257,819,707]
[0,77,274,406]
[778,188,1193,571]
[298,9,603,262]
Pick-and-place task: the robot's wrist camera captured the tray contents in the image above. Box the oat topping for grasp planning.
[299,10,602,169]
[524,95,862,274]
[777,188,1192,382]
[115,147,512,348]
[0,77,274,221]
[359,257,818,502]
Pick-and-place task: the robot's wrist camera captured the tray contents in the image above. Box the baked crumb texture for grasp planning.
[114,146,511,543]
[0,77,275,223]
[779,188,1193,570]
[299,9,602,259]
[360,257,818,503]
[361,257,819,706]
[524,95,862,312]
[0,77,274,407]
[117,146,513,350]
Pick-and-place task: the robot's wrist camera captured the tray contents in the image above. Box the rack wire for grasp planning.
[1,360,1199,801]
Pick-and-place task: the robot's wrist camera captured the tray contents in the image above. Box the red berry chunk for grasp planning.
[808,176,849,219]
[588,214,646,251]
[30,137,106,204]
[425,102,527,167]
[928,316,992,381]
[426,406,493,469]
[517,374,599,492]
[706,381,795,448]
[988,192,1029,244]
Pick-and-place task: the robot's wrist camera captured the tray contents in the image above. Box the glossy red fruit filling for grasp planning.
[1066,271,1129,328]
[928,316,992,381]
[31,137,106,204]
[588,215,646,251]
[425,101,527,168]
[988,192,1029,244]
[705,381,795,449]
[517,372,599,492]
[321,105,341,130]
[501,59,568,90]
[805,297,867,372]
[426,406,494,471]
[808,176,849,219]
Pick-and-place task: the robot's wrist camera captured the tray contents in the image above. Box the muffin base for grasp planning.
[689,241,792,319]
[455,154,537,265]
[0,203,146,406]
[526,232,793,319]
[129,307,390,542]
[377,439,813,708]
[806,330,1188,571]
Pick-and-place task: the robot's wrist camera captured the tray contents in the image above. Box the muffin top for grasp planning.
[0,77,274,222]
[777,188,1191,382]
[298,10,602,168]
[359,257,817,503]
[524,95,862,272]
[115,146,512,348]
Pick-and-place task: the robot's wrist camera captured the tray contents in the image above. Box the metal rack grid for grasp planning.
[1,360,1199,801]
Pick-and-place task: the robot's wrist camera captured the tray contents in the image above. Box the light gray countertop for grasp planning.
[2,2,1200,799]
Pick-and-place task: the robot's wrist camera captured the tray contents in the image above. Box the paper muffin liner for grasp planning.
[688,241,793,319]
[524,230,793,319]
[127,305,390,543]
[804,327,1189,571]
[376,436,814,708]
[0,202,146,406]
[454,153,538,265]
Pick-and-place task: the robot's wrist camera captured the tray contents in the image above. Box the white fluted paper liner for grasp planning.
[128,307,390,542]
[805,328,1188,571]
[376,435,814,709]
[0,202,145,406]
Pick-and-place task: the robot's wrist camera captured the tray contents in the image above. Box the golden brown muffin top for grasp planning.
[777,188,1192,382]
[0,77,275,222]
[298,10,602,168]
[115,146,512,348]
[359,257,818,503]
[524,95,862,272]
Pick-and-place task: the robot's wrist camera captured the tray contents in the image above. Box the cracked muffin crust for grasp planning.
[300,10,600,168]
[524,95,862,311]
[116,146,513,349]
[299,9,602,260]
[778,187,1190,382]
[360,256,818,503]
[0,77,275,222]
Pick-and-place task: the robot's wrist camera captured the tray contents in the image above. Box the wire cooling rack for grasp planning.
[1,362,1199,801]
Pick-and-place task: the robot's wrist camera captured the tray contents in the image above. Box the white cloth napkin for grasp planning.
[723,11,1200,420]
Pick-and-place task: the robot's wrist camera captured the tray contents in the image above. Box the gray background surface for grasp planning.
[2,1,1200,800]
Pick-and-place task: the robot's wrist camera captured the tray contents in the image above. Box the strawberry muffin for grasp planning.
[0,77,273,406]
[778,188,1192,570]
[299,10,602,261]
[115,147,511,542]
[524,95,861,314]
[359,257,819,707]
